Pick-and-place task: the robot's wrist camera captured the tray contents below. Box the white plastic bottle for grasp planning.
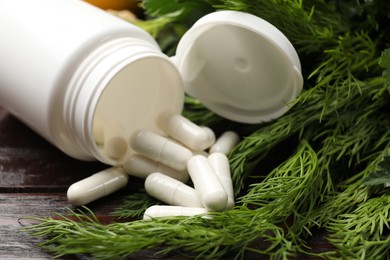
[0,0,183,165]
[0,3,303,166]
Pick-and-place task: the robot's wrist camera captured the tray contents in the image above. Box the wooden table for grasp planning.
[0,107,136,259]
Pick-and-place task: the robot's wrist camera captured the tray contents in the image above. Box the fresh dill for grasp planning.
[22,0,390,259]
[109,190,160,219]
[364,155,390,188]
[325,192,390,259]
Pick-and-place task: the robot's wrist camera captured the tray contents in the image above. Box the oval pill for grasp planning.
[159,114,215,151]
[208,152,235,210]
[209,131,240,154]
[67,167,129,206]
[102,120,128,160]
[143,205,208,220]
[145,172,203,208]
[130,130,193,171]
[187,155,228,211]
[123,154,189,182]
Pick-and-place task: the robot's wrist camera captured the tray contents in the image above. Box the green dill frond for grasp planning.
[379,48,390,90]
[110,191,160,219]
[315,106,390,169]
[237,139,332,252]
[325,192,390,259]
[240,140,320,221]
[24,207,298,259]
[309,146,390,229]
[364,156,390,187]
[210,0,348,54]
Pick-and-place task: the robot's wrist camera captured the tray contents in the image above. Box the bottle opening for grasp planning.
[92,56,184,165]
[64,38,184,165]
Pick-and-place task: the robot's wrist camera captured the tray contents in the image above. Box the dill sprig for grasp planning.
[325,192,390,259]
[24,207,295,260]
[303,145,390,236]
[109,190,160,219]
[240,140,320,221]
[238,140,324,252]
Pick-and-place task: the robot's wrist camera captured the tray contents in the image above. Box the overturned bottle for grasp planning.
[0,1,303,205]
[0,0,302,165]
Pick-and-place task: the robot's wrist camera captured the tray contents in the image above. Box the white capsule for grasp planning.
[123,154,189,183]
[143,205,208,220]
[145,172,203,208]
[187,155,228,211]
[159,114,215,151]
[102,121,128,160]
[67,167,129,206]
[201,126,216,146]
[209,131,240,154]
[208,153,235,210]
[130,130,193,171]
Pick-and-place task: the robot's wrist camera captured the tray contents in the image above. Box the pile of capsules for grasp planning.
[67,114,240,220]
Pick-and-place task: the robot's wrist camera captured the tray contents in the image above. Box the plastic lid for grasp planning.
[173,10,303,124]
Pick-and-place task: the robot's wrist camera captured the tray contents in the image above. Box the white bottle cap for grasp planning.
[173,10,303,123]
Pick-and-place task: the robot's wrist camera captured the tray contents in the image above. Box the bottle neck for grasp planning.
[63,37,184,165]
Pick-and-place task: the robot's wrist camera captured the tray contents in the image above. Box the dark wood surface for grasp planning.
[0,107,331,259]
[0,107,133,259]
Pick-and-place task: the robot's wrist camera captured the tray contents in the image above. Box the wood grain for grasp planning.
[0,108,115,259]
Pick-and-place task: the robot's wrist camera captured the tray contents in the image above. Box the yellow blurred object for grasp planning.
[107,9,139,23]
[84,0,137,10]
